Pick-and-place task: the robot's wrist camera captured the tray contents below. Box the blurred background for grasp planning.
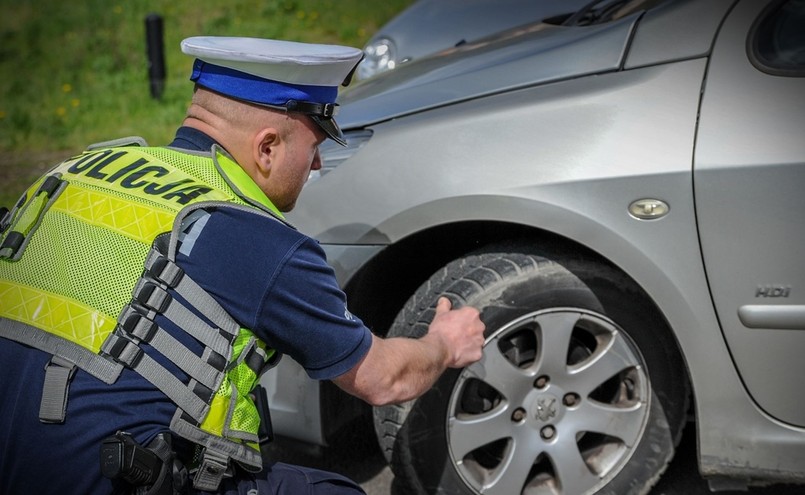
[0,0,413,206]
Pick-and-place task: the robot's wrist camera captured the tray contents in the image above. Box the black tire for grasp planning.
[373,245,689,495]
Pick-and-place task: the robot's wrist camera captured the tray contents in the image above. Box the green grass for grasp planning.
[0,0,412,207]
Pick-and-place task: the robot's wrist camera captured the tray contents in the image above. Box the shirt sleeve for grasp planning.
[177,207,372,381]
[255,235,373,380]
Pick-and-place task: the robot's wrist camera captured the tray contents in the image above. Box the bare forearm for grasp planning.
[332,298,485,407]
[333,334,450,406]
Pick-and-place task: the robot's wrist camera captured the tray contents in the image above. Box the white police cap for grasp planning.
[181,36,364,146]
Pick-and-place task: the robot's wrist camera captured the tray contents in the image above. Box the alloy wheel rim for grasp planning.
[446,308,650,495]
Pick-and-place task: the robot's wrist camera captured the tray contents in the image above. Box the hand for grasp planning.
[428,297,486,369]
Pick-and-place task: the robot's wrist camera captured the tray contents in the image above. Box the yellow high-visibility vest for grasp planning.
[0,138,284,490]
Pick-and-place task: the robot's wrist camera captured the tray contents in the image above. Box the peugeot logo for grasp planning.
[535,395,558,422]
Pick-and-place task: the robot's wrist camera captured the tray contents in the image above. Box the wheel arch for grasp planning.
[320,218,693,443]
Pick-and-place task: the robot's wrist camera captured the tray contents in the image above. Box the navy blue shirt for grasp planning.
[0,128,372,494]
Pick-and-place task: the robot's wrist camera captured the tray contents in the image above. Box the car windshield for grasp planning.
[562,0,669,26]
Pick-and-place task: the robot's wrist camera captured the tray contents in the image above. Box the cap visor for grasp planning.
[311,115,346,146]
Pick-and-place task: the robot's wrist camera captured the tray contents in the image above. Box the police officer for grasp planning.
[0,36,485,495]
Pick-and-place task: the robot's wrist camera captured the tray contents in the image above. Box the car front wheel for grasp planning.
[374,245,689,495]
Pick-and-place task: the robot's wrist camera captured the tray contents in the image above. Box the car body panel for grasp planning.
[342,1,737,129]
[294,61,707,247]
[624,0,736,69]
[694,0,805,426]
[263,357,324,444]
[341,15,639,128]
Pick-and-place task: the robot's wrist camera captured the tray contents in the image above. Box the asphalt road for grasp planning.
[264,420,804,494]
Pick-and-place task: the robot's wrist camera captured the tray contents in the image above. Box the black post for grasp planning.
[145,13,166,100]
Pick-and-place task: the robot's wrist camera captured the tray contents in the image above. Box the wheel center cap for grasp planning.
[534,393,559,422]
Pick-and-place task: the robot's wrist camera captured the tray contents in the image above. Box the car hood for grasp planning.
[337,13,642,129]
[365,0,590,63]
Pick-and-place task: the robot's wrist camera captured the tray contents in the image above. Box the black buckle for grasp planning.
[117,306,158,343]
[252,384,274,445]
[285,100,338,119]
[0,207,10,234]
[134,281,172,313]
[146,255,183,288]
[38,175,63,198]
[0,231,24,259]
[102,335,144,368]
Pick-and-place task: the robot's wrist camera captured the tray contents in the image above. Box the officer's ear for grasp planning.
[253,127,281,174]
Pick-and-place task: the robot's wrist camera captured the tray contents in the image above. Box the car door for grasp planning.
[694,0,805,425]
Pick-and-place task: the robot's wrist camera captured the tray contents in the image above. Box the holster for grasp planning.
[101,431,187,495]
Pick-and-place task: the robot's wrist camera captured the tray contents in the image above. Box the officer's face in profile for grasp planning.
[263,114,324,212]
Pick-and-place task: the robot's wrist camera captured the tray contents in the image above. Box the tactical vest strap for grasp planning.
[170,412,263,482]
[118,305,223,390]
[0,317,125,425]
[101,333,210,422]
[39,355,77,423]
[143,245,240,338]
[193,448,231,491]
[100,269,230,425]
[0,317,123,384]
[86,135,149,150]
[243,344,269,376]
[0,175,66,261]
[132,278,233,357]
[100,239,253,426]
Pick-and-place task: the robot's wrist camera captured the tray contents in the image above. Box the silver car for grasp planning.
[262,0,805,493]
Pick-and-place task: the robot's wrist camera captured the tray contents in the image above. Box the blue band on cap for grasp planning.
[190,59,338,106]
